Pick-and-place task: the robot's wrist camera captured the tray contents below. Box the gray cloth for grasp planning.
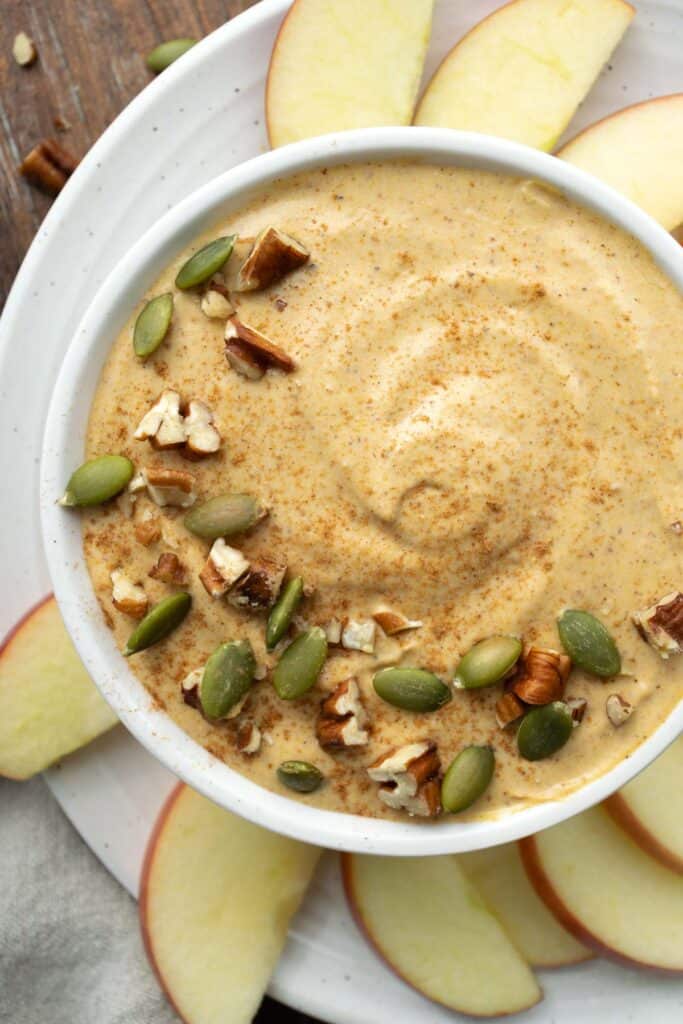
[0,777,178,1024]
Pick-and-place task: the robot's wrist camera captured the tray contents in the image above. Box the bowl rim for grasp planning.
[40,126,683,855]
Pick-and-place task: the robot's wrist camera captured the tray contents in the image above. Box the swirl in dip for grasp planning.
[82,162,683,821]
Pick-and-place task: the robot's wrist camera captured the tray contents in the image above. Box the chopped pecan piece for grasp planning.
[149,552,187,585]
[182,399,221,459]
[200,279,234,319]
[130,467,197,508]
[632,591,683,658]
[225,339,266,380]
[321,619,343,645]
[225,316,294,373]
[181,668,203,709]
[566,697,588,726]
[495,691,525,729]
[134,511,161,547]
[199,539,250,598]
[373,610,423,636]
[13,32,38,67]
[135,391,221,457]
[235,226,310,292]
[19,138,78,195]
[341,619,376,654]
[110,569,147,618]
[236,720,262,755]
[317,678,369,750]
[512,646,571,705]
[606,693,633,727]
[134,390,186,450]
[367,740,442,818]
[228,558,286,610]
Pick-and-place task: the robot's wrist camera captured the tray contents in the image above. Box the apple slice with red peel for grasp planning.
[140,784,321,1024]
[604,737,683,875]
[558,93,683,230]
[0,595,117,779]
[519,806,683,972]
[459,842,592,967]
[414,0,634,151]
[342,852,541,1017]
[266,0,435,148]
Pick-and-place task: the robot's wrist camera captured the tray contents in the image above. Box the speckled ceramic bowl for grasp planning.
[40,127,683,854]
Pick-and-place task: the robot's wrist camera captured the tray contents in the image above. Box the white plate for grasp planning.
[1,0,682,1019]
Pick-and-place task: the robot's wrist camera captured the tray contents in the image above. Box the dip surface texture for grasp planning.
[83,162,683,821]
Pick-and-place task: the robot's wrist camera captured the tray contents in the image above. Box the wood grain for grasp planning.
[1,7,322,1021]
[0,0,258,303]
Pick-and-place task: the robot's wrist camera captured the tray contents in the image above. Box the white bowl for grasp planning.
[41,127,683,855]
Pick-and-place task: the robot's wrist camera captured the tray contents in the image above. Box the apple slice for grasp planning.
[459,843,592,967]
[342,852,541,1016]
[558,93,683,230]
[0,595,117,779]
[266,0,435,148]
[604,738,683,875]
[414,0,634,151]
[519,806,683,971]
[140,783,321,1024]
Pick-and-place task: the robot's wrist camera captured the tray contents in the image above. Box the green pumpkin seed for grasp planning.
[59,455,134,508]
[266,577,304,651]
[184,493,263,540]
[199,639,256,720]
[277,760,323,793]
[517,701,573,761]
[557,609,621,677]
[273,627,327,700]
[441,746,495,813]
[175,236,236,290]
[454,635,522,690]
[123,592,191,656]
[133,292,174,359]
[373,667,451,712]
[146,38,197,73]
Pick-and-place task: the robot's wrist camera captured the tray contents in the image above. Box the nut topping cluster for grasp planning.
[632,591,683,658]
[110,569,147,619]
[367,741,442,818]
[316,678,369,750]
[199,540,250,598]
[129,467,197,508]
[149,552,187,585]
[228,559,287,610]
[134,390,221,458]
[235,226,310,292]
[225,316,295,377]
[511,646,572,706]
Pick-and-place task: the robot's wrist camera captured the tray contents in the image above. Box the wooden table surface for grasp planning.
[1,2,319,1021]
[1,0,262,301]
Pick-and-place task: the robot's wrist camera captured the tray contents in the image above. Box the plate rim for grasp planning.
[6,1,683,1020]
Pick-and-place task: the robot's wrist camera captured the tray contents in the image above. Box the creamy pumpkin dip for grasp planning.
[76,162,683,822]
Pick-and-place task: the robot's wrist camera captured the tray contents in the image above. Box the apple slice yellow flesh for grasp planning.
[266,0,435,148]
[414,0,634,151]
[0,595,117,779]
[140,784,321,1024]
[459,842,592,967]
[520,806,683,971]
[342,853,541,1017]
[604,737,683,874]
[558,93,683,230]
